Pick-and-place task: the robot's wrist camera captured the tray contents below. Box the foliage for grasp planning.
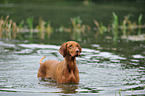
[0,13,144,41]
[138,14,143,35]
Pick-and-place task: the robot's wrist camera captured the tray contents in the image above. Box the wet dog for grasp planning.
[37,41,82,83]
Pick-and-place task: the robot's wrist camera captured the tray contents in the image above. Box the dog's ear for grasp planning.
[59,43,67,57]
[77,43,82,53]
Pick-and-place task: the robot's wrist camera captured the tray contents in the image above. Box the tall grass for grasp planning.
[26,17,34,38]
[71,16,90,33]
[0,13,144,41]
[94,20,107,34]
[45,21,53,38]
[70,16,90,40]
[36,17,53,40]
[0,16,19,40]
[112,12,119,42]
[138,14,143,35]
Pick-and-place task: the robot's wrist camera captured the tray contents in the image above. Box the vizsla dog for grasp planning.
[37,41,82,83]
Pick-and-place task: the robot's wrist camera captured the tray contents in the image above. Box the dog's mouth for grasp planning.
[75,53,81,57]
[69,51,81,57]
[69,53,81,57]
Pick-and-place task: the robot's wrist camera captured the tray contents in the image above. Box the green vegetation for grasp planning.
[0,16,19,40]
[138,14,143,35]
[0,13,144,41]
[36,17,53,39]
[112,12,119,41]
[26,17,34,38]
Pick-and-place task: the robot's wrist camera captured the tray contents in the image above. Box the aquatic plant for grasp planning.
[26,17,34,38]
[119,89,122,96]
[121,15,131,36]
[0,14,144,42]
[36,17,45,40]
[70,16,91,40]
[112,12,119,42]
[7,19,12,39]
[0,16,19,40]
[94,20,107,34]
[12,22,19,39]
[121,18,127,36]
[0,18,2,39]
[18,20,24,32]
[71,16,82,32]
[45,21,53,38]
[71,16,90,34]
[36,17,53,39]
[58,26,71,33]
[138,14,143,35]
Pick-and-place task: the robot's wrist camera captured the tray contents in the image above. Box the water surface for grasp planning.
[0,1,145,95]
[0,40,145,96]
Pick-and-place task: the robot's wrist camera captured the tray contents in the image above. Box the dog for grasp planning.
[37,41,82,83]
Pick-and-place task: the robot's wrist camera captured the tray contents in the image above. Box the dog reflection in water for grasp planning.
[38,78,79,93]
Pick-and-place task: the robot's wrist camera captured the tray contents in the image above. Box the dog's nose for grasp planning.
[76,49,79,53]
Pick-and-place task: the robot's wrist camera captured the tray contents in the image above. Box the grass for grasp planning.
[26,17,34,39]
[138,14,143,35]
[0,16,19,40]
[36,17,53,39]
[0,13,144,41]
[112,12,119,42]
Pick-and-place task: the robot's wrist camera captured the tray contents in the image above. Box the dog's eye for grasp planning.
[69,45,72,48]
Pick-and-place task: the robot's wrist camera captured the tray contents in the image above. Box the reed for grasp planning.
[121,17,127,36]
[112,12,119,42]
[71,16,82,33]
[58,26,71,33]
[71,16,82,40]
[119,89,122,96]
[36,17,53,39]
[0,17,2,39]
[121,15,131,36]
[36,17,45,40]
[0,14,144,41]
[94,20,107,34]
[71,16,90,33]
[7,19,12,39]
[70,16,91,40]
[18,20,24,32]
[26,17,33,38]
[138,14,143,35]
[12,22,18,39]
[3,16,9,39]
[45,21,53,38]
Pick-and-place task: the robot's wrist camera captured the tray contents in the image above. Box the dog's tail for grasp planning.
[39,56,46,65]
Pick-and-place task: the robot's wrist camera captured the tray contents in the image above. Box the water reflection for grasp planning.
[38,78,78,94]
[0,41,145,95]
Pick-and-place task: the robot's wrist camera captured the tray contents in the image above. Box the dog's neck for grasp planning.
[64,55,76,72]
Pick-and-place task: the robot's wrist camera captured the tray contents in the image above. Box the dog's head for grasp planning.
[59,41,82,57]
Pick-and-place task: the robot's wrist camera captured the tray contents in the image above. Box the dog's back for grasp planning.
[37,57,60,79]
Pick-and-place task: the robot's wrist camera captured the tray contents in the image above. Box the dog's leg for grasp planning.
[66,70,77,83]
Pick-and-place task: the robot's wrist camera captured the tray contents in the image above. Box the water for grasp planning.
[0,1,145,27]
[0,40,145,96]
[0,1,145,95]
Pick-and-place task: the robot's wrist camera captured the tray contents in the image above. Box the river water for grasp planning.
[0,1,145,96]
[0,40,145,96]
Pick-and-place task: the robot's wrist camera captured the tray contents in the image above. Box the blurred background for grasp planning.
[0,0,145,96]
[0,0,145,45]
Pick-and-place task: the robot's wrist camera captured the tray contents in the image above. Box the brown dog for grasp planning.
[37,41,82,83]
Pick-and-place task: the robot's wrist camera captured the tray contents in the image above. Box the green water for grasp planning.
[0,1,145,96]
[0,1,145,27]
[0,39,145,96]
